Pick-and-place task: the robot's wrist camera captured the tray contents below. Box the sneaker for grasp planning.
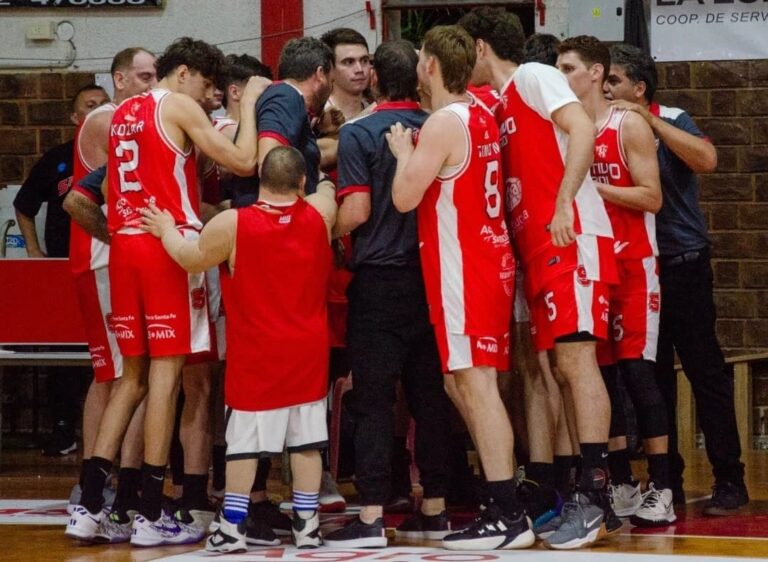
[319,471,346,513]
[543,493,604,550]
[68,481,117,515]
[324,516,387,548]
[396,510,452,540]
[442,505,535,551]
[65,505,104,542]
[533,515,561,540]
[93,509,136,544]
[42,421,77,456]
[174,505,216,536]
[130,511,205,547]
[630,483,676,527]
[250,499,292,536]
[206,516,248,553]
[518,479,563,528]
[602,504,623,537]
[702,481,749,516]
[244,515,282,546]
[609,481,642,517]
[292,509,322,548]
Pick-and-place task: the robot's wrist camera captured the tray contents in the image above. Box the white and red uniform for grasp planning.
[498,63,616,349]
[107,89,209,357]
[418,98,514,373]
[592,108,660,365]
[70,102,122,382]
[222,199,331,412]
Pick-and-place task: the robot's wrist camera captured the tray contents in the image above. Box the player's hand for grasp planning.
[386,122,415,159]
[549,202,576,247]
[316,107,345,137]
[610,99,653,127]
[241,76,272,105]
[139,202,176,238]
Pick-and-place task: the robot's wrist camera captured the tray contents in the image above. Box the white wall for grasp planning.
[304,0,383,51]
[0,0,262,73]
[536,0,569,39]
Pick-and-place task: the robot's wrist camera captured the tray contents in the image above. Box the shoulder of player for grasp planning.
[206,207,238,232]
[258,82,302,108]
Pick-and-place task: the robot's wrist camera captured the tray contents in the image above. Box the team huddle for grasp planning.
[61,6,746,555]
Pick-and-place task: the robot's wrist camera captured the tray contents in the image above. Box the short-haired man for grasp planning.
[323,39,453,548]
[320,27,371,120]
[387,25,533,551]
[63,46,157,543]
[140,146,337,553]
[557,36,675,527]
[459,7,619,550]
[605,44,748,516]
[66,36,269,547]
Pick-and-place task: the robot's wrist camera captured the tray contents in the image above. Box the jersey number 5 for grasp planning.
[115,139,141,192]
[484,160,501,219]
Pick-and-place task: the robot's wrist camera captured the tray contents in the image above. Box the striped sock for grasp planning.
[293,489,319,516]
[223,493,250,525]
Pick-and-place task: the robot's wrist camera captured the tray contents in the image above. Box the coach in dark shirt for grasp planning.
[323,40,452,548]
[606,44,747,515]
[13,84,108,258]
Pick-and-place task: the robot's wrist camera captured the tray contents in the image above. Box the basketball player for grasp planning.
[387,26,533,551]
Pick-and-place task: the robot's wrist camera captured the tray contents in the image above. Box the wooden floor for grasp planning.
[0,446,766,561]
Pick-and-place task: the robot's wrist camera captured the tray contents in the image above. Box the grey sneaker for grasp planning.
[93,509,136,544]
[533,515,561,540]
[67,481,115,515]
[544,493,604,550]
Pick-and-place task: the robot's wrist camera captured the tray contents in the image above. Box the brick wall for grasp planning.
[655,60,768,356]
[0,72,96,185]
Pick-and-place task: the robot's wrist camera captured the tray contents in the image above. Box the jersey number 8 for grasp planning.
[484,160,501,219]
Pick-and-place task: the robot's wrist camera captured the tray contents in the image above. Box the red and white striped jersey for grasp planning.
[592,107,657,260]
[498,63,612,263]
[418,98,514,336]
[70,102,116,274]
[107,89,202,235]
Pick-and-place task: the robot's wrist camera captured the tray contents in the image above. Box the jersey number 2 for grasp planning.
[115,140,141,192]
[484,160,501,219]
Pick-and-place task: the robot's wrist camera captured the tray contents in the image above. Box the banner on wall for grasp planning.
[650,1,768,61]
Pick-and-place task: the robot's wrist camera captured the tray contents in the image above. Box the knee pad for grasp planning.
[620,359,668,439]
[601,365,627,438]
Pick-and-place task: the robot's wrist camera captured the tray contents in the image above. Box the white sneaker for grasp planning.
[65,505,104,542]
[292,509,322,548]
[319,471,346,513]
[93,509,136,544]
[609,481,642,517]
[206,516,248,553]
[630,484,677,527]
[130,511,205,547]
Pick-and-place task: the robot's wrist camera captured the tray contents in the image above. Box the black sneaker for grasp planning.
[518,479,563,528]
[250,499,291,536]
[702,481,749,516]
[442,504,535,551]
[42,421,77,456]
[395,510,452,540]
[324,516,387,548]
[671,482,686,506]
[244,515,281,546]
[583,489,622,538]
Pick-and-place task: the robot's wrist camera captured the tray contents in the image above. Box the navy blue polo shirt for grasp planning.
[76,165,106,205]
[337,101,428,270]
[651,102,711,257]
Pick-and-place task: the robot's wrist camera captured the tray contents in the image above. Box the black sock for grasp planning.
[82,456,112,515]
[578,443,608,491]
[212,445,226,491]
[647,453,671,490]
[252,457,271,493]
[608,448,634,485]
[553,455,574,497]
[139,463,166,521]
[526,462,555,489]
[182,473,209,510]
[485,478,522,517]
[114,467,141,512]
[79,458,91,489]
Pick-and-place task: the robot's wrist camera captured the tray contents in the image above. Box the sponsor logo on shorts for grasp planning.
[148,323,177,340]
[577,265,591,287]
[476,336,498,354]
[190,288,206,310]
[112,323,135,340]
[91,353,107,369]
[649,292,660,313]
